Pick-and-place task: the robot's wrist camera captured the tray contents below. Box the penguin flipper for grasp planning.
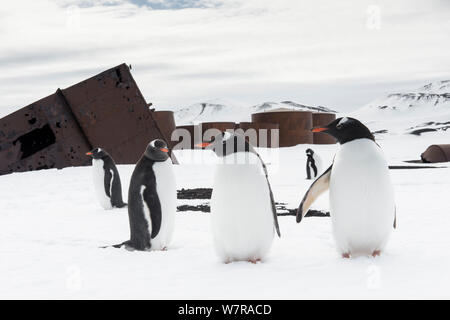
[142,186,162,239]
[257,154,281,237]
[296,164,332,223]
[104,168,112,198]
[268,181,281,237]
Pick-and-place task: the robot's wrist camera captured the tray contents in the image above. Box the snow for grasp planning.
[1,127,450,299]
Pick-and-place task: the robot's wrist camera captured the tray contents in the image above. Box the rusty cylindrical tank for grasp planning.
[237,122,279,148]
[152,111,177,148]
[251,111,312,147]
[172,125,201,149]
[312,113,336,144]
[421,144,450,163]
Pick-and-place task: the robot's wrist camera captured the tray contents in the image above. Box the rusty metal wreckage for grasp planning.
[0,62,339,176]
[0,63,177,176]
[4,63,442,177]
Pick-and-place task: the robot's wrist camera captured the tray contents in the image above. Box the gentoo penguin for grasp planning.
[86,148,127,209]
[305,148,322,180]
[117,139,176,251]
[296,117,396,258]
[199,132,281,264]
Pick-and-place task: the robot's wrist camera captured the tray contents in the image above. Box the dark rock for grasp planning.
[409,128,438,135]
[177,188,212,199]
[177,189,331,217]
[177,204,210,212]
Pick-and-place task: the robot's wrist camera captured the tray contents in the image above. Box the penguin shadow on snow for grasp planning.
[296,117,397,259]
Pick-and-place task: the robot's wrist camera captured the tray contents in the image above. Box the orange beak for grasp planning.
[86,152,93,156]
[196,142,212,148]
[160,148,169,153]
[311,127,327,133]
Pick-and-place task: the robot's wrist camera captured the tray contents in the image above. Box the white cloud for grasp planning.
[0,0,449,116]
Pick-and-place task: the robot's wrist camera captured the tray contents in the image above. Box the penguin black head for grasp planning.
[144,139,170,161]
[306,148,314,156]
[197,132,254,158]
[86,148,110,160]
[312,117,374,144]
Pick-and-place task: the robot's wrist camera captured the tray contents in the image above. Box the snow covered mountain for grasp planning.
[169,99,337,125]
[352,80,450,135]
[168,80,450,137]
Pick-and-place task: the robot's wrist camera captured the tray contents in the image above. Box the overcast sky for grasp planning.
[0,0,449,115]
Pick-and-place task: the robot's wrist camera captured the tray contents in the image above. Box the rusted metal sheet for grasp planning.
[152,111,176,148]
[0,90,92,175]
[421,144,450,163]
[252,111,313,147]
[312,113,336,144]
[0,63,175,176]
[62,64,167,164]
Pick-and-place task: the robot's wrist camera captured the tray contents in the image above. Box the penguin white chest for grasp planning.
[150,159,176,251]
[92,159,112,210]
[329,139,395,255]
[211,153,274,262]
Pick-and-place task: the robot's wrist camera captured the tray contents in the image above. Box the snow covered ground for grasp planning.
[1,129,450,299]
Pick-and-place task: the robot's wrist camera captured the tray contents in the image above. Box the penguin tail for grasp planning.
[99,241,130,249]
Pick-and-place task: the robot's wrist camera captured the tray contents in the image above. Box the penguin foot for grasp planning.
[372,250,381,257]
[342,253,351,259]
[248,259,261,264]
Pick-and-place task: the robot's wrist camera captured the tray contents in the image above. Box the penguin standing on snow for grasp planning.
[198,132,281,264]
[305,148,322,180]
[86,148,127,209]
[116,139,176,251]
[296,117,396,258]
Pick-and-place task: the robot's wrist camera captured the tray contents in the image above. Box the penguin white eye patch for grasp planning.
[337,117,349,127]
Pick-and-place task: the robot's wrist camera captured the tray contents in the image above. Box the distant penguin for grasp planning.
[117,139,176,251]
[296,117,396,258]
[198,132,281,264]
[305,148,322,180]
[86,148,126,209]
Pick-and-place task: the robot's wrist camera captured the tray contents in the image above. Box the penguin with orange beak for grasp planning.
[297,117,396,258]
[116,139,176,251]
[198,132,281,264]
[86,148,127,209]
